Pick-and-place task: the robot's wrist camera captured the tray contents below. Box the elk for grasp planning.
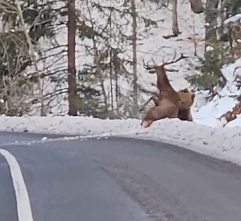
[140,88,195,121]
[140,53,194,128]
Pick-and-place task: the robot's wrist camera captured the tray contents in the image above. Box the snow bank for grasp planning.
[1,115,241,165]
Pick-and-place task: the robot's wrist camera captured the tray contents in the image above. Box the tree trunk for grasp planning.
[189,0,204,14]
[114,59,120,116]
[67,0,77,116]
[172,0,180,36]
[130,0,138,117]
[109,59,114,111]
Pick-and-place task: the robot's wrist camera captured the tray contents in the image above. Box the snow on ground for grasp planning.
[192,58,241,127]
[190,13,241,127]
[1,115,241,166]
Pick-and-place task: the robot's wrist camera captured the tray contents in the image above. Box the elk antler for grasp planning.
[162,52,188,67]
[142,59,157,73]
[142,58,157,70]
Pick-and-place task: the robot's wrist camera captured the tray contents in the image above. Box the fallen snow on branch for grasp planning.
[224,13,241,25]
[1,115,241,165]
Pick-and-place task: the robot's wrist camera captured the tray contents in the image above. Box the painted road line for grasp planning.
[0,149,34,221]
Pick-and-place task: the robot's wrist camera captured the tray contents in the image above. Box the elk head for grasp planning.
[143,52,189,91]
[143,52,189,74]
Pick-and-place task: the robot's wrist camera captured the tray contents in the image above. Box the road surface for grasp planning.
[1,131,241,221]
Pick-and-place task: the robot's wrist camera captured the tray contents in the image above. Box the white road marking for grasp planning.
[0,149,34,221]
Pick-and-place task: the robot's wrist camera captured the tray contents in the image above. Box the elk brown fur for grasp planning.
[141,53,194,128]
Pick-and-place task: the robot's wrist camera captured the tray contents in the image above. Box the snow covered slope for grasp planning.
[192,8,241,129]
[192,59,241,127]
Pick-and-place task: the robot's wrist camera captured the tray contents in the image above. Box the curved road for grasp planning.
[1,132,241,221]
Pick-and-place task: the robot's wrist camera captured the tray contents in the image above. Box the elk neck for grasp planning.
[156,66,174,91]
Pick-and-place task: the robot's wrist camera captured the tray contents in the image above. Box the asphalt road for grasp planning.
[0,153,18,221]
[1,132,241,221]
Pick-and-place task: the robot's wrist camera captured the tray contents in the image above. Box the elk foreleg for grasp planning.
[141,104,178,128]
[139,96,159,112]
